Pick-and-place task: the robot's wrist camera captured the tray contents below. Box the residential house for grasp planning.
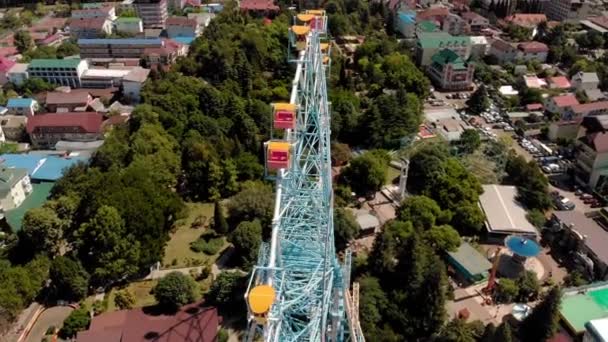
[69,17,113,39]
[166,16,200,38]
[545,93,580,118]
[434,117,474,142]
[37,33,66,48]
[26,112,104,149]
[27,59,89,88]
[427,49,474,91]
[0,57,15,85]
[416,7,449,24]
[239,0,279,14]
[134,0,169,29]
[115,17,144,36]
[0,154,89,182]
[0,168,32,215]
[416,32,471,67]
[545,94,581,140]
[523,75,547,89]
[582,16,608,34]
[547,76,571,90]
[416,21,439,35]
[489,39,518,63]
[187,12,215,29]
[570,101,608,120]
[71,6,117,21]
[45,90,92,112]
[122,68,151,103]
[6,63,28,86]
[143,39,187,67]
[504,13,547,29]
[574,114,608,191]
[545,0,593,21]
[460,12,489,34]
[75,303,219,342]
[571,72,600,92]
[80,68,133,89]
[516,41,549,62]
[7,98,38,117]
[0,116,27,141]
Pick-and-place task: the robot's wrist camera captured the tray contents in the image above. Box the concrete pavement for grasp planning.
[25,306,73,342]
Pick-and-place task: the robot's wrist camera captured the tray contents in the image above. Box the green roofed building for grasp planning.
[27,58,89,88]
[560,282,608,337]
[427,49,475,91]
[446,242,492,284]
[416,32,472,66]
[417,20,438,34]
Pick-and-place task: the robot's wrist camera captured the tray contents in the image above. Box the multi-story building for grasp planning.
[516,41,549,63]
[0,168,32,215]
[26,112,104,149]
[6,98,39,117]
[78,38,163,59]
[416,32,471,66]
[574,115,608,190]
[27,59,89,88]
[489,39,518,63]
[427,49,474,91]
[0,115,26,141]
[69,17,113,39]
[134,0,168,29]
[6,63,28,86]
[469,36,488,59]
[545,0,593,21]
[123,68,151,103]
[71,6,117,21]
[45,90,92,112]
[442,13,467,36]
[571,72,600,92]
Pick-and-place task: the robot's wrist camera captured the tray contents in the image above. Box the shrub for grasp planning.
[190,236,224,255]
[114,289,135,310]
[495,278,519,303]
[153,272,199,309]
[59,307,90,338]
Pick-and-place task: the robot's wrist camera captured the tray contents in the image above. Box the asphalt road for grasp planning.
[25,306,73,342]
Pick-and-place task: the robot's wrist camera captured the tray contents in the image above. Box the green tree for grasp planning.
[526,209,546,229]
[114,289,135,310]
[59,307,90,339]
[423,225,460,252]
[234,152,263,181]
[342,152,387,196]
[49,256,90,301]
[516,270,541,302]
[331,142,352,166]
[437,318,484,342]
[19,207,64,257]
[213,201,229,235]
[466,85,489,114]
[77,205,141,286]
[358,275,389,341]
[398,195,444,230]
[459,129,481,154]
[494,322,513,342]
[57,41,80,58]
[334,208,359,250]
[563,270,588,287]
[229,220,262,268]
[520,287,562,342]
[227,181,274,232]
[206,272,247,314]
[153,272,199,309]
[14,30,33,53]
[495,278,519,303]
[479,323,496,342]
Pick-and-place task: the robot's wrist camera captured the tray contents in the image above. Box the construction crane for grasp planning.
[244,10,363,342]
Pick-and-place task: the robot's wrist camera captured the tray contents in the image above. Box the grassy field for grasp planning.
[106,280,158,312]
[163,202,227,269]
[386,166,400,185]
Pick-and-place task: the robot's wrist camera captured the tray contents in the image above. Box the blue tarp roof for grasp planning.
[398,11,416,24]
[172,36,195,45]
[7,98,35,108]
[0,154,88,181]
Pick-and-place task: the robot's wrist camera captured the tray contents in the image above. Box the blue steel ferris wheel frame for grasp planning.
[244,13,355,342]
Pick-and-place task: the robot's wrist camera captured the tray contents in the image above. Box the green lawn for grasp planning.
[106,280,158,312]
[163,202,227,269]
[386,166,400,185]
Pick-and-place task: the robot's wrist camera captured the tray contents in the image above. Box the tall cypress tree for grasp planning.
[213,201,229,235]
[520,287,562,342]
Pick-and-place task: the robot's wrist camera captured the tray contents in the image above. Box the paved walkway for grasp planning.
[1,303,40,342]
[145,248,235,280]
[25,306,73,342]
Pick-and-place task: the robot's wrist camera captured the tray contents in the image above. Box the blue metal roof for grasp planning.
[32,156,88,181]
[0,154,89,181]
[398,11,416,24]
[172,36,195,45]
[0,154,45,175]
[7,98,35,108]
[78,38,163,45]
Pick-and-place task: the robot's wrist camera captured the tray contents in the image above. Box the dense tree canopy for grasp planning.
[341,151,387,196]
[50,256,90,301]
[229,220,262,269]
[520,287,562,342]
[153,272,199,310]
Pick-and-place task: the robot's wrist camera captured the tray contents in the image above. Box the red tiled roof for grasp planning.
[30,17,67,33]
[588,132,608,153]
[77,303,219,342]
[517,41,549,53]
[26,112,103,134]
[166,16,198,28]
[491,39,515,53]
[0,47,18,58]
[547,76,571,89]
[46,90,91,105]
[461,12,487,22]
[69,17,108,30]
[505,14,547,28]
[590,16,608,30]
[572,101,608,114]
[417,7,449,21]
[552,94,579,108]
[526,103,543,111]
[39,33,62,45]
[239,0,279,11]
[0,57,16,72]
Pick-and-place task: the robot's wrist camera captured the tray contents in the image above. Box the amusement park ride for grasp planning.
[244,10,364,342]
